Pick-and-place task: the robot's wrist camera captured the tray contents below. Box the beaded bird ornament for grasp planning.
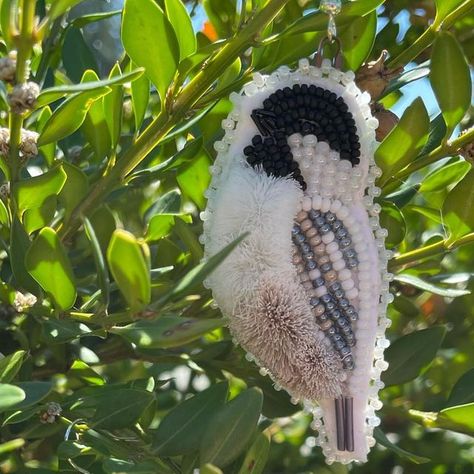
[201,5,392,465]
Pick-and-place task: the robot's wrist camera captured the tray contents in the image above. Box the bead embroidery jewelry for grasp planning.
[201,2,391,465]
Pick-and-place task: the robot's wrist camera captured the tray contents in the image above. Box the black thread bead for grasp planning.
[244,146,254,156]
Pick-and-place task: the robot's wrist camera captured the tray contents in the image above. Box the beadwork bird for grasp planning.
[202,57,391,465]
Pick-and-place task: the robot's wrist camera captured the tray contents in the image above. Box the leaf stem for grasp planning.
[389,232,474,270]
[382,128,474,196]
[9,0,36,182]
[387,0,474,69]
[59,0,291,242]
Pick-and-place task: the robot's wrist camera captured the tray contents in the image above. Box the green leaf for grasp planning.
[110,316,223,349]
[442,168,474,243]
[407,205,442,224]
[374,428,430,464]
[106,230,151,311]
[37,106,55,165]
[103,459,163,474]
[69,360,104,386]
[153,382,229,456]
[0,351,26,383]
[0,439,25,456]
[420,161,470,193]
[420,113,447,155]
[49,0,84,20]
[383,327,446,386]
[84,218,110,309]
[13,381,52,409]
[176,148,211,209]
[434,0,466,24]
[157,234,247,306]
[131,63,150,132]
[23,195,57,234]
[200,388,263,468]
[430,31,472,138]
[382,62,430,98]
[145,214,175,242]
[0,196,9,227]
[38,88,111,146]
[130,137,203,184]
[103,63,124,152]
[13,166,67,214]
[340,10,377,71]
[122,0,179,102]
[165,0,196,60]
[446,369,474,408]
[394,274,470,297]
[0,384,25,412]
[81,69,111,162]
[59,162,89,221]
[85,389,154,430]
[439,403,474,432]
[376,98,430,184]
[26,227,76,310]
[71,10,121,28]
[37,68,144,108]
[42,319,91,343]
[238,431,271,474]
[62,27,98,83]
[379,202,406,248]
[201,465,223,474]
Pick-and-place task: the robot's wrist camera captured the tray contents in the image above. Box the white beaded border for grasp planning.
[200,58,393,465]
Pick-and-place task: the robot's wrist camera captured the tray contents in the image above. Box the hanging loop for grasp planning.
[314,36,343,69]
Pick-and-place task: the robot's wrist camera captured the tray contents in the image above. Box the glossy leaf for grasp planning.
[201,465,223,474]
[84,389,154,430]
[60,162,89,221]
[130,137,203,184]
[10,217,39,293]
[374,428,430,464]
[200,388,263,468]
[165,0,196,60]
[36,68,144,108]
[376,98,430,184]
[238,430,271,474]
[340,10,377,71]
[420,161,470,193]
[383,327,446,386]
[122,0,179,102]
[153,382,229,456]
[434,0,466,24]
[380,202,406,248]
[157,234,247,306]
[442,168,474,243]
[0,384,25,412]
[110,316,223,349]
[23,195,57,234]
[145,214,175,242]
[62,27,98,83]
[81,70,111,162]
[26,227,76,310]
[430,32,472,137]
[14,381,52,409]
[71,10,121,28]
[131,63,150,132]
[49,0,84,20]
[37,106,55,165]
[176,149,211,209]
[446,369,474,408]
[420,113,447,155]
[439,403,474,432]
[394,274,469,297]
[106,230,151,311]
[38,88,111,146]
[383,62,430,98]
[84,218,110,309]
[103,63,123,151]
[13,166,66,214]
[0,350,26,383]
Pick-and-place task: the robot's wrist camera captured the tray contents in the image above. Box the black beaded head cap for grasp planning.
[244,83,362,190]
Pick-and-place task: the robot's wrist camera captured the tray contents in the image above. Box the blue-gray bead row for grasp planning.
[292,222,356,370]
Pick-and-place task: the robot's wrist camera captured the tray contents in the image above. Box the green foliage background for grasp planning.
[0,0,473,472]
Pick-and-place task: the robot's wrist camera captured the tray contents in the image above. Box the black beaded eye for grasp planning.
[245,84,361,189]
